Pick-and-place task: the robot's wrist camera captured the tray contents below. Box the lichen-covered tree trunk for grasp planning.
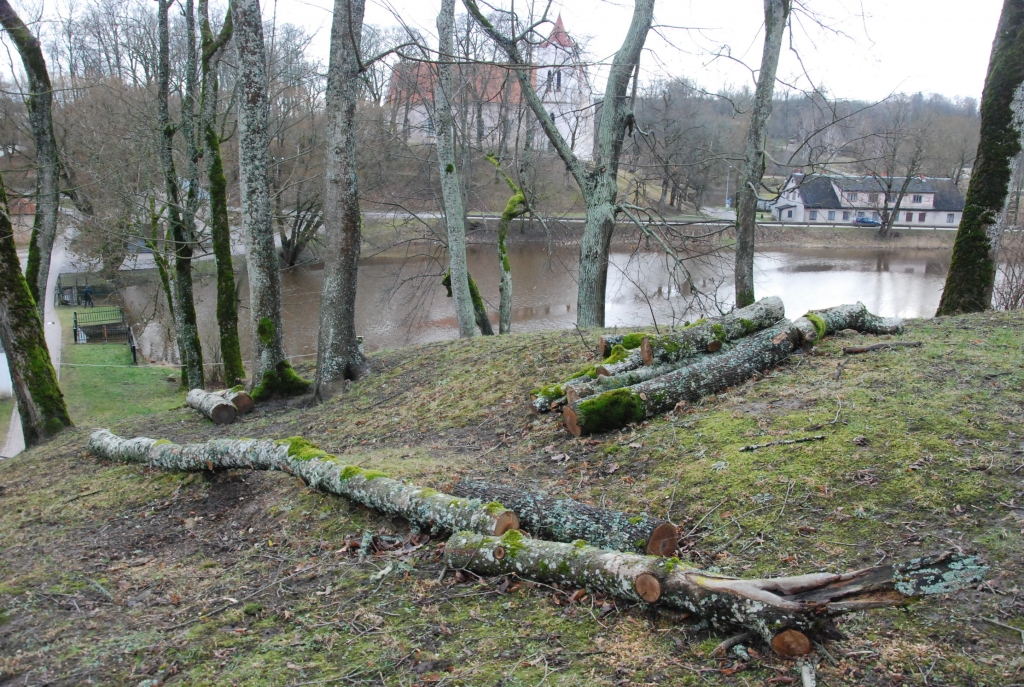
[451,480,677,555]
[465,0,655,328]
[232,0,308,400]
[734,0,790,308]
[315,0,369,399]
[640,296,785,365]
[0,0,60,316]
[938,0,1024,314]
[563,304,902,435]
[436,0,476,338]
[445,532,985,642]
[186,388,237,424]
[486,155,527,334]
[0,171,70,445]
[88,431,519,537]
[199,1,244,387]
[158,0,204,390]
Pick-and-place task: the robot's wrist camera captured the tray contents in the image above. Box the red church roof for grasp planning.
[542,14,574,48]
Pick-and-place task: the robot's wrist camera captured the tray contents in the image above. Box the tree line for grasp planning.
[1,0,1021,448]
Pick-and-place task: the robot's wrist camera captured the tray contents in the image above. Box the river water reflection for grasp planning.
[122,244,951,365]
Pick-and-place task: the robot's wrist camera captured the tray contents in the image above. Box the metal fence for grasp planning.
[73,307,131,346]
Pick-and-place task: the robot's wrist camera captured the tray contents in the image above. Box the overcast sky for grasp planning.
[263,0,1002,102]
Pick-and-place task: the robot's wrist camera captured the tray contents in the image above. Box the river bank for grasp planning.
[1,308,1022,685]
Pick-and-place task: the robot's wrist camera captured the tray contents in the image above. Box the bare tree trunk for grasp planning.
[199,2,245,387]
[0,171,70,445]
[436,0,476,338]
[466,0,655,328]
[734,0,790,307]
[0,0,60,317]
[232,0,309,399]
[315,0,370,399]
[939,0,1024,314]
[158,0,204,390]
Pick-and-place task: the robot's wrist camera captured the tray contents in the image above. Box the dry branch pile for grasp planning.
[531,301,905,436]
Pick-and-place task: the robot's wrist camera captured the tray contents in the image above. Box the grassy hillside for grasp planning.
[1,310,1023,686]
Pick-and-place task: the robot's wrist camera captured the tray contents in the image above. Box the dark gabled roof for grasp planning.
[786,174,964,211]
[795,175,840,209]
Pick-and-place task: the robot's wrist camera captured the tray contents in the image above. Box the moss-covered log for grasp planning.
[531,345,634,411]
[597,332,649,359]
[451,479,677,556]
[186,388,237,424]
[445,531,986,642]
[640,296,785,366]
[88,431,519,536]
[595,349,644,377]
[564,304,902,435]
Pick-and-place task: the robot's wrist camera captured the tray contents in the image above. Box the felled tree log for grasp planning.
[596,349,644,377]
[88,430,519,536]
[806,302,903,338]
[451,479,678,555]
[186,388,237,425]
[640,296,785,366]
[531,344,634,411]
[445,531,986,641]
[213,387,255,415]
[598,332,649,359]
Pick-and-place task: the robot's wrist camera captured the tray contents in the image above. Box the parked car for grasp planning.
[852,216,882,227]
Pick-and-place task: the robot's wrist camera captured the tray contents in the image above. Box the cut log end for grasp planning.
[228,391,254,414]
[706,340,722,353]
[771,629,812,657]
[640,338,654,366]
[595,365,612,378]
[646,522,679,556]
[493,511,520,536]
[493,545,506,560]
[598,336,611,359]
[634,573,662,603]
[209,404,237,425]
[563,406,583,437]
[565,386,581,403]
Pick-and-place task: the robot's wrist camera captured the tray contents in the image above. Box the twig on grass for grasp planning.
[739,435,825,452]
[843,341,922,355]
[981,617,1024,649]
[711,631,755,657]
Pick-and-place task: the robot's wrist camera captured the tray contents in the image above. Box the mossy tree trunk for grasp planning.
[734,0,790,307]
[451,480,677,555]
[199,1,245,387]
[158,0,204,390]
[232,0,309,400]
[315,0,370,400]
[445,532,986,642]
[88,431,519,537]
[465,0,654,328]
[486,155,527,334]
[0,0,60,317]
[938,0,1024,314]
[436,0,477,338]
[0,171,70,445]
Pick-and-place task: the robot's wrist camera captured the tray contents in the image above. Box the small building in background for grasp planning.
[7,197,35,244]
[771,174,965,226]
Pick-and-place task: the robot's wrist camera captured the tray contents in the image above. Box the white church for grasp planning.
[386,15,595,161]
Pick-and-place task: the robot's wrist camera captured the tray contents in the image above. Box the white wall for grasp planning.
[0,353,12,398]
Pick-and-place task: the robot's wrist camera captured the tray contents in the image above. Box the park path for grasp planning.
[1,237,66,458]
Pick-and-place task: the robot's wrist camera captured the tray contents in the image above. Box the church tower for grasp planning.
[534,15,594,161]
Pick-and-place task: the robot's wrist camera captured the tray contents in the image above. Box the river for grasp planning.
[122,244,951,366]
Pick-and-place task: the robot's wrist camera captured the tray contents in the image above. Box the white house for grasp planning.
[772,174,965,227]
[386,15,595,161]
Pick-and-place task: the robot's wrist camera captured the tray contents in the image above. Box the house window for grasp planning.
[848,192,858,201]
[919,212,926,222]
[556,70,562,91]
[905,212,913,222]
[425,116,434,135]
[868,193,878,203]
[787,210,793,218]
[827,210,835,220]
[809,210,817,220]
[549,111,557,123]
[912,194,923,203]
[842,211,850,220]
[946,213,954,223]
[547,70,553,86]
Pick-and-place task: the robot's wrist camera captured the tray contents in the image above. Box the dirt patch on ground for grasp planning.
[2,312,1024,685]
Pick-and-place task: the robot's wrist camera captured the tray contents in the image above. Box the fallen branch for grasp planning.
[451,479,678,555]
[445,531,986,643]
[842,342,922,355]
[186,388,237,425]
[88,431,519,537]
[739,436,825,452]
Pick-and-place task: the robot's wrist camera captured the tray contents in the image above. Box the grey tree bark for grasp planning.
[445,532,986,642]
[437,0,477,338]
[0,0,60,317]
[315,0,370,398]
[158,0,204,389]
[88,431,519,537]
[465,0,655,328]
[186,388,237,424]
[734,0,790,308]
[232,0,309,399]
